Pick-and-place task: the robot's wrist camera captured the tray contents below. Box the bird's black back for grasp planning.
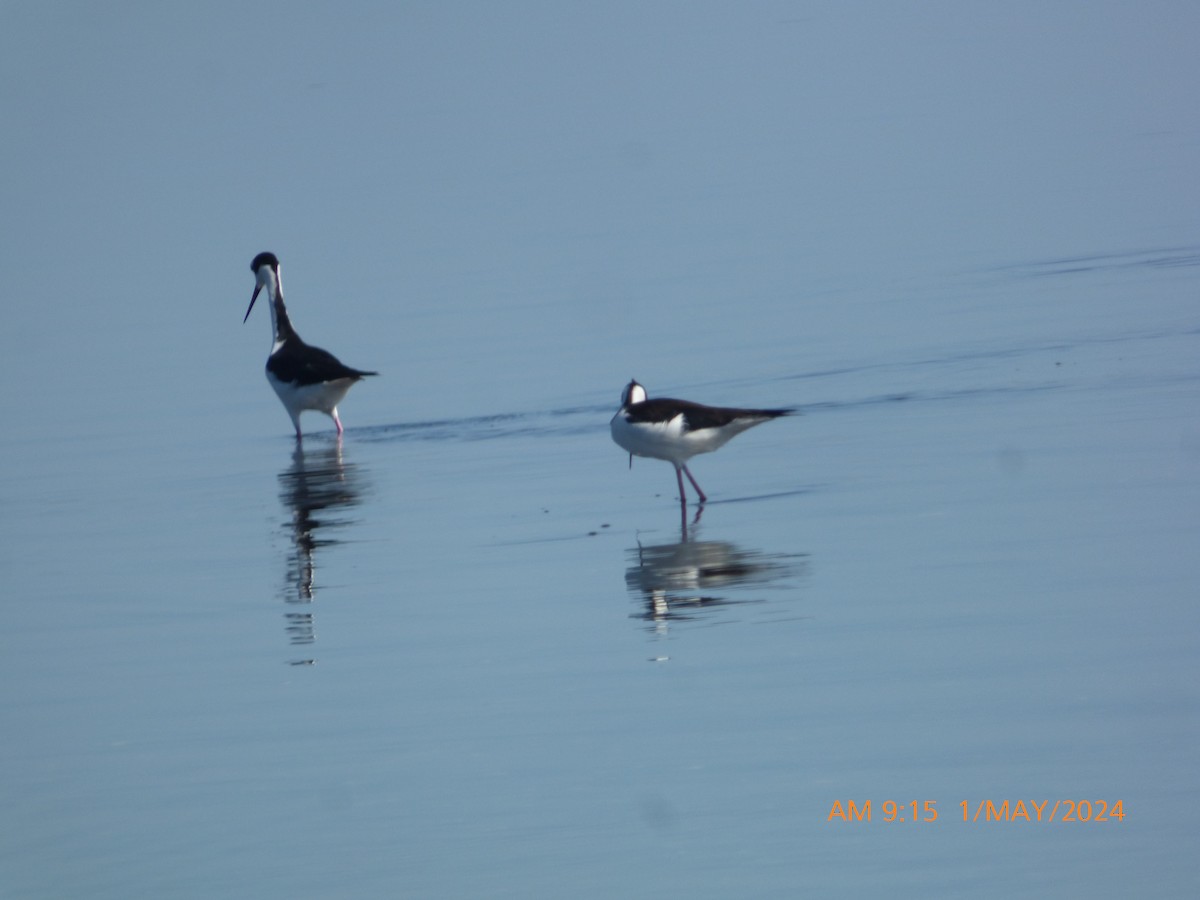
[268,337,378,386]
[626,398,793,432]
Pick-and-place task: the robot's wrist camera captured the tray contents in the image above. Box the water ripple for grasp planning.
[352,325,1197,444]
[985,245,1200,279]
[357,405,610,444]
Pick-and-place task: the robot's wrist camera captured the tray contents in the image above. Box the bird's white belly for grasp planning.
[268,372,356,417]
[610,413,732,465]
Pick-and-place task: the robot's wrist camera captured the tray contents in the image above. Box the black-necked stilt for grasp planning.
[244,251,377,439]
[610,379,793,505]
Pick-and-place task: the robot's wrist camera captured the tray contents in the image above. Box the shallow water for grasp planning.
[5,276,1196,897]
[3,4,1199,897]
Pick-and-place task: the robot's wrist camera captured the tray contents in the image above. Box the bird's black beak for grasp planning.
[243,284,262,323]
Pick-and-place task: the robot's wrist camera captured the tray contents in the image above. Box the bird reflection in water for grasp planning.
[277,440,368,664]
[626,525,805,638]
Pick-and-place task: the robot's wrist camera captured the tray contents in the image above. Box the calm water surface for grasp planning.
[3,5,1199,897]
[3,250,1197,897]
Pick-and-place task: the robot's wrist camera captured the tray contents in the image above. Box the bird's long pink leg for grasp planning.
[674,466,689,534]
[682,465,707,503]
[332,409,344,436]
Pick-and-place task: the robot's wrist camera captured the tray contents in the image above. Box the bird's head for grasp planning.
[244,251,282,323]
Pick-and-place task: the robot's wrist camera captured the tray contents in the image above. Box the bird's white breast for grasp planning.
[610,411,707,464]
[611,408,770,465]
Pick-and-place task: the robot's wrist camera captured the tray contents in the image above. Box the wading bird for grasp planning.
[610,379,793,506]
[244,252,377,439]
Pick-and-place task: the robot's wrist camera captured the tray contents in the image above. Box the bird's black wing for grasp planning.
[628,398,793,432]
[268,340,377,386]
